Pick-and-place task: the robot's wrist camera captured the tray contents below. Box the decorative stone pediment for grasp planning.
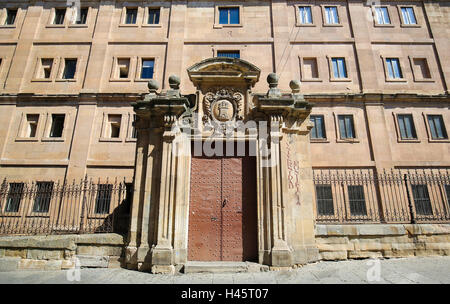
[187,57,261,88]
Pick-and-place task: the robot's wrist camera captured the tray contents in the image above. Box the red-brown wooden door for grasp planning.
[188,154,257,261]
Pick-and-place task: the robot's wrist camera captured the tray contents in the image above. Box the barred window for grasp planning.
[445,185,450,208]
[5,183,24,212]
[348,185,367,216]
[95,184,113,214]
[33,182,53,213]
[315,185,334,215]
[411,184,433,215]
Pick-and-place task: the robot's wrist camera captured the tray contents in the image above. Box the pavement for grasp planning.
[0,256,449,284]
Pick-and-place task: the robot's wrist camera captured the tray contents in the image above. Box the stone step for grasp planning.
[184,261,269,274]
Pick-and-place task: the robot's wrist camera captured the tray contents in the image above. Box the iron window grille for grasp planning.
[348,185,367,216]
[32,182,53,213]
[316,185,334,215]
[95,184,113,214]
[5,183,24,212]
[411,184,433,215]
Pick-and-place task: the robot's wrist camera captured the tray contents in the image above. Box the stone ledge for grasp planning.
[316,224,408,237]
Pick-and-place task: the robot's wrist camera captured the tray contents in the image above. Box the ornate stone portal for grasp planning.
[126,58,319,273]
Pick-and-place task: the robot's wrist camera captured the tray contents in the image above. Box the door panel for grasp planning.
[188,153,257,262]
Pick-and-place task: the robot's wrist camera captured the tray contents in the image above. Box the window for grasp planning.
[348,185,367,216]
[75,8,88,24]
[219,7,239,25]
[386,58,403,79]
[412,58,431,80]
[39,58,53,79]
[310,115,326,139]
[26,114,39,138]
[131,114,137,139]
[411,184,433,215]
[316,185,334,215]
[427,115,448,140]
[375,7,390,24]
[117,58,130,79]
[148,8,160,24]
[338,115,355,139]
[5,9,17,25]
[62,59,77,79]
[324,6,339,24]
[32,182,53,213]
[302,58,319,79]
[445,185,450,206]
[217,51,240,59]
[401,7,417,25]
[125,8,138,24]
[95,184,113,214]
[298,6,312,24]
[108,114,121,138]
[50,114,65,138]
[53,9,66,25]
[5,183,24,212]
[331,58,347,79]
[141,59,154,79]
[397,114,417,140]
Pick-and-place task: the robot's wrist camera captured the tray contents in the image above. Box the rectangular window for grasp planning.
[76,8,88,25]
[95,184,113,214]
[445,185,450,207]
[411,184,433,215]
[338,115,355,139]
[117,58,130,79]
[298,6,312,24]
[32,182,53,213]
[331,58,347,78]
[427,115,448,140]
[375,7,390,24]
[50,114,65,138]
[5,9,17,25]
[132,114,137,139]
[26,114,39,138]
[386,58,403,79]
[310,115,326,139]
[219,7,239,25]
[141,59,154,79]
[53,9,66,25]
[217,51,240,59]
[40,58,53,79]
[397,114,417,139]
[108,114,121,138]
[125,8,138,24]
[62,59,77,79]
[324,6,339,24]
[401,7,417,25]
[5,183,24,213]
[348,185,367,216]
[316,185,334,215]
[148,8,160,24]
[303,58,319,79]
[412,58,431,79]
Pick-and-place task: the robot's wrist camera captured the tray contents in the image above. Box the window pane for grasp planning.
[310,115,325,139]
[299,7,312,24]
[348,185,367,216]
[338,58,346,78]
[338,116,346,139]
[345,116,353,138]
[5,183,24,212]
[54,9,65,25]
[332,59,339,78]
[50,114,65,138]
[141,59,154,79]
[217,51,240,59]
[382,7,390,24]
[407,7,416,24]
[338,115,354,139]
[398,114,416,139]
[219,8,228,24]
[126,8,137,24]
[33,182,53,213]
[148,8,160,24]
[5,9,17,25]
[316,185,334,215]
[63,59,77,79]
[428,115,448,139]
[411,185,433,215]
[95,184,113,214]
[229,7,239,24]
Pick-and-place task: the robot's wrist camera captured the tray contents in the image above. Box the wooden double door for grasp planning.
[188,154,258,261]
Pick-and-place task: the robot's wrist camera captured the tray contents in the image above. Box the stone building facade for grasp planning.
[0,0,449,272]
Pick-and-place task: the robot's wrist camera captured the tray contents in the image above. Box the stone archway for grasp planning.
[125,58,319,274]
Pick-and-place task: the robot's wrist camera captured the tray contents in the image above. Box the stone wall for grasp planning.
[316,224,450,261]
[0,233,125,272]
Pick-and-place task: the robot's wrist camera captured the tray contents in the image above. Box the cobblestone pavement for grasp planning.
[0,257,449,284]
